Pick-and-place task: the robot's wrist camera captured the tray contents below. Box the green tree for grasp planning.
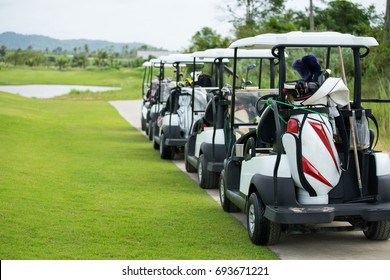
[186,27,231,52]
[383,0,390,44]
[0,45,7,59]
[97,50,108,67]
[227,0,286,38]
[83,44,90,68]
[315,0,375,35]
[56,56,68,70]
[121,45,129,58]
[72,53,87,68]
[53,47,63,55]
[260,15,297,33]
[5,49,23,66]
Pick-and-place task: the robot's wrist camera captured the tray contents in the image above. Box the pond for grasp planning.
[0,84,121,98]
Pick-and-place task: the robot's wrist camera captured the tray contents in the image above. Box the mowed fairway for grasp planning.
[0,91,278,259]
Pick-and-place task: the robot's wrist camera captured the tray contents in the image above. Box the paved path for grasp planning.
[109,100,390,260]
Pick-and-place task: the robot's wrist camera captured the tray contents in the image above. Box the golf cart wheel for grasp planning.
[219,170,240,212]
[198,154,219,189]
[152,133,159,150]
[184,144,196,173]
[148,121,153,141]
[145,125,149,137]
[363,221,390,240]
[247,192,281,246]
[160,134,174,160]
[208,171,220,189]
[198,154,208,188]
[141,116,146,131]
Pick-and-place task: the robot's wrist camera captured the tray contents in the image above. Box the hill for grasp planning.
[0,32,160,53]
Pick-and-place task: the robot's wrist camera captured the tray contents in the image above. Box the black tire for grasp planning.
[247,192,281,245]
[148,121,153,141]
[208,171,220,189]
[184,143,197,173]
[219,170,240,212]
[198,154,208,188]
[364,221,390,240]
[153,137,159,150]
[198,154,219,189]
[160,134,174,160]
[152,126,159,150]
[145,124,149,137]
[141,116,146,131]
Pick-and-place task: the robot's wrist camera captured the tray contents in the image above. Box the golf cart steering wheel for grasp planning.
[255,94,278,117]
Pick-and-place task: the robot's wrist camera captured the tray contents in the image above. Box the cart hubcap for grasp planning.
[159,136,163,155]
[220,179,225,203]
[198,161,203,182]
[248,204,256,235]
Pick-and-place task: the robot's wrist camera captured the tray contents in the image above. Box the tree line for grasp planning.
[186,0,389,72]
[0,43,152,70]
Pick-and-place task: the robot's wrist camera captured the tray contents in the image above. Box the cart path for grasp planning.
[109,100,390,260]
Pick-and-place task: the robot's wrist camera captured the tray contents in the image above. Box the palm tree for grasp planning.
[98,50,108,67]
[384,0,390,44]
[84,44,89,68]
[309,0,314,31]
[57,56,68,70]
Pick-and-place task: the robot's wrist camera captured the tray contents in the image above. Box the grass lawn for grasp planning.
[0,91,278,260]
[0,66,144,101]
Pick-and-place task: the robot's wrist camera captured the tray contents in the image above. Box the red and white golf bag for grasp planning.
[282,77,349,204]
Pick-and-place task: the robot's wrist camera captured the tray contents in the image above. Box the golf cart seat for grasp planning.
[197,74,216,87]
[203,94,228,129]
[256,106,277,149]
[164,87,180,114]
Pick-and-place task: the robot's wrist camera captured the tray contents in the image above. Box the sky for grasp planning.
[0,0,386,51]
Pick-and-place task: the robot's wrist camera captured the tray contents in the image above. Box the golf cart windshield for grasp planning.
[231,91,261,138]
[159,80,176,103]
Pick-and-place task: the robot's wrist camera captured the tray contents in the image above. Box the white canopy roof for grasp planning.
[160,53,194,64]
[229,31,378,49]
[143,58,161,67]
[147,58,169,68]
[192,48,274,58]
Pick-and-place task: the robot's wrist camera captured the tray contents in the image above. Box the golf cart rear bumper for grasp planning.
[265,202,390,224]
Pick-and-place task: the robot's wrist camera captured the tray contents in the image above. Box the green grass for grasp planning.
[0,92,278,260]
[0,66,144,100]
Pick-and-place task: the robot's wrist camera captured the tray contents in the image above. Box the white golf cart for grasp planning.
[185,48,278,189]
[144,57,176,141]
[141,59,159,132]
[152,53,208,159]
[220,31,390,245]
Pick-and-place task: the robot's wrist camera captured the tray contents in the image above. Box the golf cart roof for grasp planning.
[190,51,219,63]
[191,50,229,63]
[161,53,194,64]
[194,48,275,59]
[229,31,379,49]
[145,58,166,68]
[143,58,161,67]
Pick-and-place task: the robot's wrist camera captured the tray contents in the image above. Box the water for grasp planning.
[0,84,121,98]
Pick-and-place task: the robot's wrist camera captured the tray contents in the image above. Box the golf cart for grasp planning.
[185,48,278,189]
[220,31,390,245]
[146,57,176,141]
[141,59,158,132]
[152,53,208,159]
